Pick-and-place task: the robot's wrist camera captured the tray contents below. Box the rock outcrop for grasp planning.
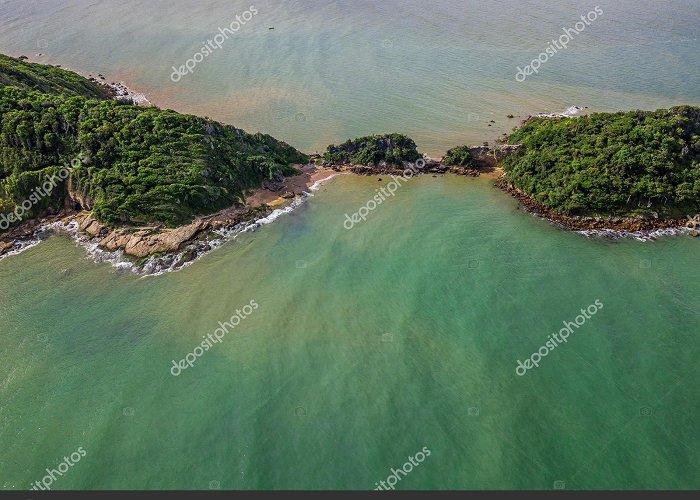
[66,182,95,211]
[467,145,523,169]
[75,214,208,259]
[497,181,691,232]
[78,214,104,236]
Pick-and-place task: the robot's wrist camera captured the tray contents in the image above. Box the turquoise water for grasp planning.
[1,0,699,155]
[1,175,699,489]
[1,0,700,490]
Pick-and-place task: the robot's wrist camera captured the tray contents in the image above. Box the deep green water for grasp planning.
[1,175,699,489]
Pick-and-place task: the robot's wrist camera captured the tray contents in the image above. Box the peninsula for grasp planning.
[1,54,699,267]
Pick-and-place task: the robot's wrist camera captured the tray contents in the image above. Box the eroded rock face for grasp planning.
[73,213,208,258]
[78,215,105,237]
[468,145,523,168]
[66,182,95,211]
[99,221,207,258]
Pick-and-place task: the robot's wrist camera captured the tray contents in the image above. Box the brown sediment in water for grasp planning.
[1,62,694,263]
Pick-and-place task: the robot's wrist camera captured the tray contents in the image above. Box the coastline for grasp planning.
[1,58,697,273]
[496,179,698,238]
[0,163,342,275]
[0,157,487,272]
[3,157,697,275]
[13,53,152,106]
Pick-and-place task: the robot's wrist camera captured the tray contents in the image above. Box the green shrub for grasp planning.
[324,134,420,166]
[442,145,473,167]
[502,106,700,216]
[0,55,308,232]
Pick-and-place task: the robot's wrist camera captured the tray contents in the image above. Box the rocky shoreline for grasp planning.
[496,180,699,235]
[3,145,698,272]
[320,144,522,178]
[0,205,273,266]
[0,163,340,270]
[333,162,484,178]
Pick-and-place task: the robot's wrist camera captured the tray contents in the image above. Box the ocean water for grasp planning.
[1,175,699,489]
[0,0,699,155]
[1,0,700,491]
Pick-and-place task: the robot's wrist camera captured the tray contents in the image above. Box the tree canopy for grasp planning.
[502,107,700,216]
[0,55,307,231]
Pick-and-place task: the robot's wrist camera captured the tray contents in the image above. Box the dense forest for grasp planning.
[4,55,699,233]
[324,134,421,166]
[0,54,307,231]
[502,107,700,216]
[0,53,109,99]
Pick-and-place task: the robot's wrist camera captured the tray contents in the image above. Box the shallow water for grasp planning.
[1,175,699,489]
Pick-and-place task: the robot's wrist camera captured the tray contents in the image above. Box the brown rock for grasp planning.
[85,220,104,237]
[99,230,132,251]
[99,220,207,258]
[0,240,13,254]
[78,214,96,232]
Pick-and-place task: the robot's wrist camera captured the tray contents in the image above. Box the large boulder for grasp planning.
[98,220,207,258]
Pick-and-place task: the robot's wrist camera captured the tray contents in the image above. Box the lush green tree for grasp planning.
[324,134,420,166]
[0,55,307,232]
[0,54,109,99]
[502,107,700,216]
[442,145,473,167]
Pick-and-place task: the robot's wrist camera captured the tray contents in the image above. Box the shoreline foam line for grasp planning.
[0,188,328,277]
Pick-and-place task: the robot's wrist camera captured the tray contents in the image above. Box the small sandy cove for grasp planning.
[245,164,342,209]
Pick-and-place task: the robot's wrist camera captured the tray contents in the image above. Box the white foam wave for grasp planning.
[244,197,307,230]
[535,105,585,119]
[309,173,346,192]
[576,226,690,241]
[0,236,43,261]
[562,105,585,117]
[0,192,314,276]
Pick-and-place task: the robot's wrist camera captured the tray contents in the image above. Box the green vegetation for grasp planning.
[0,55,307,232]
[324,134,420,166]
[0,54,109,99]
[442,145,474,167]
[502,106,700,216]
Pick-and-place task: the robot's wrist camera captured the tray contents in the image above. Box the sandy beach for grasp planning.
[245,163,342,208]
